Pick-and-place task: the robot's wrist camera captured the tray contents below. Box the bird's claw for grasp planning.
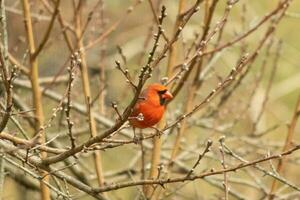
[133,136,141,144]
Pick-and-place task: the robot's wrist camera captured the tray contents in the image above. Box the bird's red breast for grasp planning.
[129,83,173,129]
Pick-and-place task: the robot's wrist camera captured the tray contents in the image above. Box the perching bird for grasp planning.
[129,83,173,129]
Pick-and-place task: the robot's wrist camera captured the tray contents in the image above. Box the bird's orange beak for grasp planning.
[162,90,173,100]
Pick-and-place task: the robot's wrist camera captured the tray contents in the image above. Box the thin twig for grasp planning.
[268,93,300,199]
[219,136,229,200]
[93,144,300,193]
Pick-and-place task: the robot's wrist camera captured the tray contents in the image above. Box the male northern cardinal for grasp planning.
[129,83,173,129]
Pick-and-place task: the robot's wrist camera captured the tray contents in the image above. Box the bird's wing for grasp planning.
[132,88,148,113]
[125,88,148,117]
[137,88,148,103]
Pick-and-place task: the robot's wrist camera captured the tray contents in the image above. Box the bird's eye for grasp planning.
[158,89,167,94]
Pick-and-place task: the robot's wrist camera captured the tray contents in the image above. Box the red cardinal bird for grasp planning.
[129,83,173,129]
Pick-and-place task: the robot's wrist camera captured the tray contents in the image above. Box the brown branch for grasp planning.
[143,119,164,197]
[168,0,289,134]
[219,136,229,200]
[223,143,300,193]
[0,0,13,133]
[41,0,75,52]
[93,144,300,193]
[74,1,105,188]
[165,54,250,135]
[21,0,50,199]
[31,0,61,60]
[268,93,300,199]
[147,0,169,42]
[185,140,212,177]
[151,0,204,69]
[0,140,107,200]
[203,0,290,56]
[7,52,29,76]
[98,0,106,115]
[169,0,220,165]
[65,55,78,148]
[172,0,290,100]
[171,0,231,98]
[0,132,65,154]
[252,40,281,133]
[41,5,167,166]
[115,60,136,91]
[166,0,186,78]
[4,157,68,198]
[84,0,143,50]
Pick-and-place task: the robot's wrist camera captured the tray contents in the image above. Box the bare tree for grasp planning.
[0,0,299,200]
